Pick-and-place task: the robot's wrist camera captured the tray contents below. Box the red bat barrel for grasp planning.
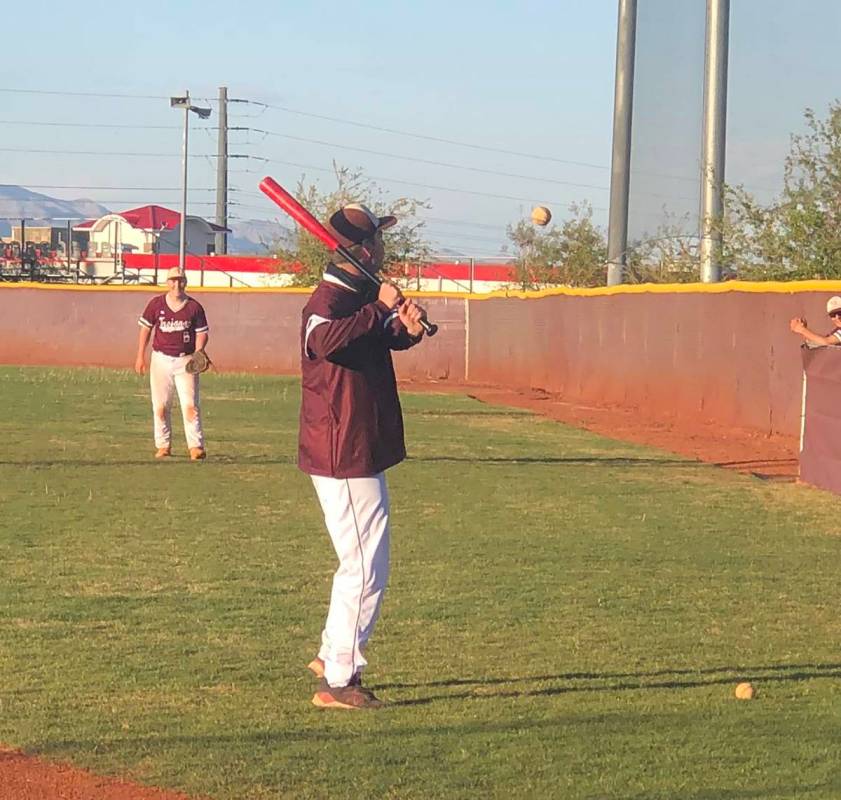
[258,175,439,337]
[259,177,339,251]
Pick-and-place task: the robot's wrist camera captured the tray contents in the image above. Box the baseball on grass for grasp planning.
[531,205,552,226]
[734,682,756,700]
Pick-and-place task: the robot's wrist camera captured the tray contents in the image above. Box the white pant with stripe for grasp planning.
[311,473,390,688]
[150,350,204,450]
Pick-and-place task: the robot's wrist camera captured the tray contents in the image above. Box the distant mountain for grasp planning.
[226,218,294,254]
[430,246,468,258]
[0,185,109,231]
[0,185,295,253]
[69,198,113,219]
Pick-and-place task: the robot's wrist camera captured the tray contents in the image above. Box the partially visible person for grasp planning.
[134,267,209,460]
[790,295,841,347]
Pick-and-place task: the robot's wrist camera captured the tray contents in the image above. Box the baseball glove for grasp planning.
[185,349,212,374]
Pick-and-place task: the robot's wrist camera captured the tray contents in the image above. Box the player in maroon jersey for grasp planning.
[134,267,210,460]
[299,204,428,709]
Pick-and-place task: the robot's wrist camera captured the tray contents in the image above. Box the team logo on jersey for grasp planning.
[159,319,191,333]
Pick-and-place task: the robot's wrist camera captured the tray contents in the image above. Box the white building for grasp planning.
[75,205,227,278]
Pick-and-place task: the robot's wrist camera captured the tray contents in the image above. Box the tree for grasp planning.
[505,202,607,289]
[625,220,700,284]
[271,163,431,287]
[721,100,841,280]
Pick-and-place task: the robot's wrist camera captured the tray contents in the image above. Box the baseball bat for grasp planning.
[258,176,438,337]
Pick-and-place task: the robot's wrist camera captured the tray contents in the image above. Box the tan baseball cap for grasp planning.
[827,296,841,314]
[326,204,397,248]
[165,267,186,281]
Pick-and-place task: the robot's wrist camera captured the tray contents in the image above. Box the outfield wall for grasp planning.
[0,285,466,382]
[0,281,835,438]
[466,283,834,438]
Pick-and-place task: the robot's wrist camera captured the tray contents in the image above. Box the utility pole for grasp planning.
[699,0,730,282]
[606,0,637,286]
[215,86,228,255]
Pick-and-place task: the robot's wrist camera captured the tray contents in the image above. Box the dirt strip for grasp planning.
[0,747,202,800]
[405,382,800,481]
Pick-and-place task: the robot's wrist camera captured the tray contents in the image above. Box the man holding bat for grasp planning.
[299,203,427,710]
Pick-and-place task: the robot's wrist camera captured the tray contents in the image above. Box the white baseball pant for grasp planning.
[311,473,390,688]
[149,350,204,450]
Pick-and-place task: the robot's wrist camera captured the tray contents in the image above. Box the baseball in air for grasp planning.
[531,206,552,226]
[734,682,756,700]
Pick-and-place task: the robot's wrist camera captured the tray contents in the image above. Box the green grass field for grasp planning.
[1,366,841,799]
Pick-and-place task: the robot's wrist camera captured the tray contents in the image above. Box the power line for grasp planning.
[419,215,518,231]
[237,98,786,193]
[236,170,608,211]
[0,88,169,100]
[0,88,777,194]
[0,147,222,158]
[231,125,699,203]
[227,200,509,243]
[229,126,611,192]
[0,199,223,209]
[0,119,182,131]
[229,190,567,232]
[236,98,611,172]
[425,230,507,245]
[0,184,216,192]
[236,169,607,209]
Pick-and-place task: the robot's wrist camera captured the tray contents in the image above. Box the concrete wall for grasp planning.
[1,281,837,438]
[0,285,466,381]
[466,285,832,437]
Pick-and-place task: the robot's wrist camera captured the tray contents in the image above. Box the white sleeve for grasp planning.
[303,314,331,359]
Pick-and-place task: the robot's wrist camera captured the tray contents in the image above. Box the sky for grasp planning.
[1,1,840,256]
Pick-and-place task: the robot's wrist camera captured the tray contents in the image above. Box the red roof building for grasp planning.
[75,205,228,261]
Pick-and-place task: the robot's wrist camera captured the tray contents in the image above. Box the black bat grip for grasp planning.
[336,244,439,337]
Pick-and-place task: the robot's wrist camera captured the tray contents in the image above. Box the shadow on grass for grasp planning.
[623,779,841,800]
[407,409,533,418]
[408,455,799,482]
[408,456,701,466]
[0,455,298,468]
[380,661,841,706]
[1,456,799,474]
[715,458,799,482]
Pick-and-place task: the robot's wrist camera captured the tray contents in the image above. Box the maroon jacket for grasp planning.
[298,273,423,478]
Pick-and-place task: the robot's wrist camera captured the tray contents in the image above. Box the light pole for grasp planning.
[606,0,637,286]
[699,0,730,283]
[170,91,211,277]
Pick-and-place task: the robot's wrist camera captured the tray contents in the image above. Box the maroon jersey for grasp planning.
[298,273,422,478]
[139,295,209,356]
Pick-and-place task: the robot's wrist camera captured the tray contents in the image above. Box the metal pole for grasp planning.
[66,220,71,275]
[215,86,228,255]
[469,257,475,294]
[699,0,730,283]
[179,90,190,276]
[606,0,637,287]
[20,219,25,275]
